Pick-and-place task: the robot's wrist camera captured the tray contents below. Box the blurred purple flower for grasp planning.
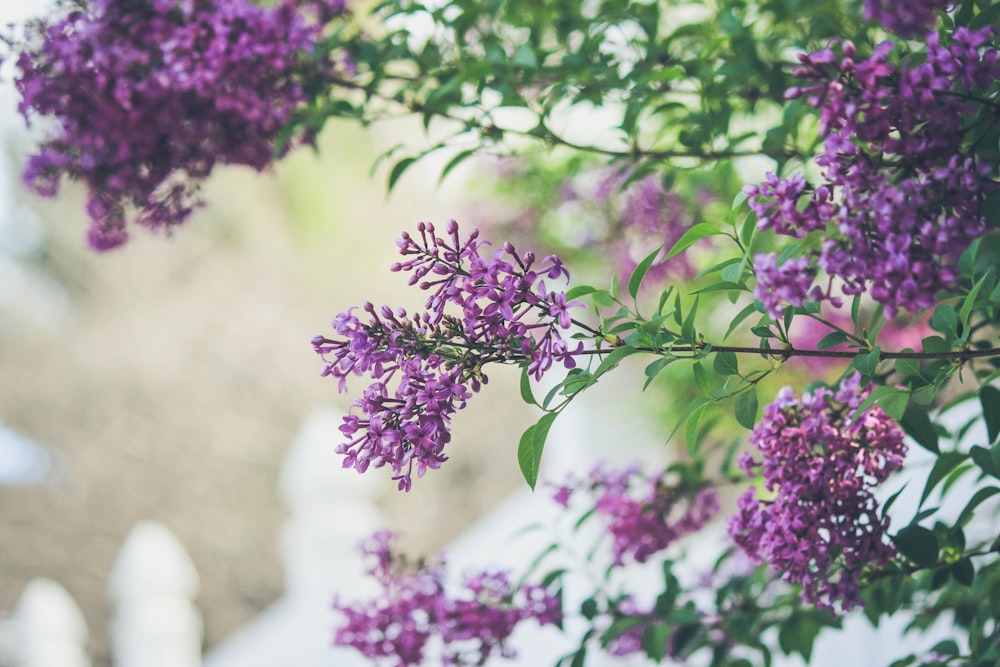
[334,531,561,666]
[14,0,346,249]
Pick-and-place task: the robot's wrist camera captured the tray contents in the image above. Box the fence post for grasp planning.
[107,521,202,667]
[11,578,90,667]
[277,407,386,605]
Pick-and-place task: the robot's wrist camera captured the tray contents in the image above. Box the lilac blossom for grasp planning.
[746,31,999,318]
[864,0,951,37]
[753,253,823,319]
[14,0,346,250]
[728,374,908,612]
[593,170,703,286]
[553,462,719,565]
[313,221,581,490]
[333,531,561,667]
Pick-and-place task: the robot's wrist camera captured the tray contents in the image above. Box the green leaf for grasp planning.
[893,525,939,568]
[667,397,710,446]
[594,345,639,379]
[980,385,1000,443]
[519,367,537,406]
[713,351,739,376]
[735,389,759,429]
[681,296,699,343]
[816,331,848,349]
[511,43,538,69]
[856,385,908,422]
[724,302,758,340]
[918,451,967,509]
[720,258,746,284]
[930,304,958,338]
[438,149,475,186]
[643,357,674,390]
[387,156,417,191]
[970,445,1000,478]
[951,558,975,586]
[959,270,990,327]
[692,361,711,394]
[565,285,597,301]
[778,614,821,662]
[628,245,663,301]
[853,347,882,378]
[517,412,558,490]
[921,335,949,354]
[662,223,722,261]
[641,624,669,661]
[740,209,757,248]
[956,486,1000,527]
[685,401,711,456]
[901,406,940,453]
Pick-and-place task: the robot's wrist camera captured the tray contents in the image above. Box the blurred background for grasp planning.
[0,2,545,662]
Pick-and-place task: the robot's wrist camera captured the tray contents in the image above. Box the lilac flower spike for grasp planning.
[313,221,581,490]
[14,0,346,249]
[746,31,999,318]
[728,374,907,612]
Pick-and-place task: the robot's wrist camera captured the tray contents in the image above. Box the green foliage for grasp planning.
[266,0,1000,664]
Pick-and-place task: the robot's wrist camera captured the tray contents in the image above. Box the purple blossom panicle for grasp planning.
[556,462,719,565]
[746,31,999,318]
[333,531,561,667]
[313,221,581,490]
[864,0,951,37]
[593,169,702,286]
[14,0,346,250]
[728,374,908,612]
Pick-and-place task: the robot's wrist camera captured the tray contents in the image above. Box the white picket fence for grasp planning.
[1,397,988,667]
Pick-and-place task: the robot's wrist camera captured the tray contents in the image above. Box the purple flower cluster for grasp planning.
[590,170,702,286]
[747,30,999,318]
[313,221,580,490]
[15,0,345,250]
[864,0,951,37]
[334,531,562,667]
[728,374,908,612]
[552,462,719,565]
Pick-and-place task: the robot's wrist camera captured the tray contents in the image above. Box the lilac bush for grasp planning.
[14,0,344,249]
[728,374,908,612]
[312,220,580,490]
[11,0,1000,664]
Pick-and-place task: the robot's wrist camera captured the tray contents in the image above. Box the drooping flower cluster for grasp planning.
[14,0,345,250]
[312,220,580,490]
[864,0,951,37]
[728,374,908,612]
[333,531,562,667]
[552,462,719,565]
[747,30,1000,318]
